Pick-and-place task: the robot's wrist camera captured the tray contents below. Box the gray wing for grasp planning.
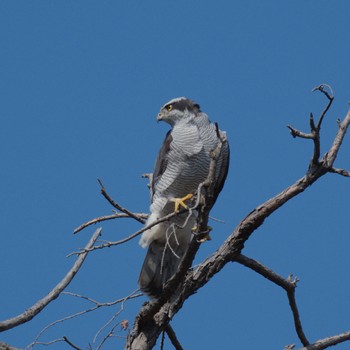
[203,125,230,211]
[151,130,172,201]
[213,136,230,202]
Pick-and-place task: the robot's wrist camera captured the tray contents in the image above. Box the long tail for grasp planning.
[138,240,185,298]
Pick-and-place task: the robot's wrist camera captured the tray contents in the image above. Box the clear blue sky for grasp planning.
[1,1,349,349]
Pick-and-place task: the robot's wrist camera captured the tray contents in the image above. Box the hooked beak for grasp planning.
[157,110,165,122]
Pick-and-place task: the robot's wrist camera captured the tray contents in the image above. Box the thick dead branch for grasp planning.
[0,228,101,332]
[299,330,350,350]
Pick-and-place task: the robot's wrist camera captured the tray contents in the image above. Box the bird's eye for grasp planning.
[166,105,173,111]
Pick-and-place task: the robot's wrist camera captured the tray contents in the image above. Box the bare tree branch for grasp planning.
[98,179,146,224]
[27,290,141,349]
[288,84,335,167]
[329,167,350,177]
[235,254,309,346]
[62,336,82,350]
[313,84,334,130]
[324,109,350,166]
[299,330,350,350]
[164,324,184,350]
[287,128,314,139]
[69,210,183,256]
[26,337,82,349]
[0,228,102,332]
[74,213,149,234]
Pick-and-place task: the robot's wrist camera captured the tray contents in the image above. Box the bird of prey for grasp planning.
[138,97,230,298]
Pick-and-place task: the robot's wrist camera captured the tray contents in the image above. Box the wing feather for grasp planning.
[151,130,172,200]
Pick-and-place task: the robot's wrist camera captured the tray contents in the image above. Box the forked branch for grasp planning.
[287,84,335,167]
[236,254,308,346]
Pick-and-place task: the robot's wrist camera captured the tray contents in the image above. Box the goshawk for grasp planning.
[139,97,230,297]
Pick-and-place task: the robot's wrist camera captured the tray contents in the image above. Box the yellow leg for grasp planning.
[170,193,193,212]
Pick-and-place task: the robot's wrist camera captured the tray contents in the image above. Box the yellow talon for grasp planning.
[171,193,193,212]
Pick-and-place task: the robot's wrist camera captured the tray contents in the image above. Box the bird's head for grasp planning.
[157,97,201,126]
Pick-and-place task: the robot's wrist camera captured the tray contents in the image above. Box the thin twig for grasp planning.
[94,289,139,345]
[62,336,82,350]
[313,84,334,130]
[288,84,335,167]
[68,210,184,256]
[74,213,149,234]
[98,179,146,224]
[27,338,66,347]
[27,290,141,349]
[312,84,334,164]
